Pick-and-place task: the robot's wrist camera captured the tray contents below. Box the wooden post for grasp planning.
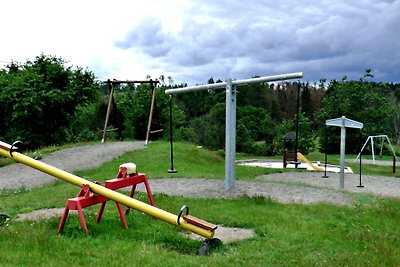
[145,80,156,145]
[101,80,114,143]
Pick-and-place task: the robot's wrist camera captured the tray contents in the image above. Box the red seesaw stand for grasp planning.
[58,163,155,235]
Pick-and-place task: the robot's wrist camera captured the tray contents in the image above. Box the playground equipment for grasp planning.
[355,135,398,164]
[0,141,216,239]
[101,79,162,144]
[296,152,324,171]
[166,72,303,190]
[282,148,317,170]
[58,163,155,235]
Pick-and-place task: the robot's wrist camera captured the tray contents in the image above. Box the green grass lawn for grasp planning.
[1,141,400,266]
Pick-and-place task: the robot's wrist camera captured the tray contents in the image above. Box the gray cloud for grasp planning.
[115,0,400,84]
[115,16,172,58]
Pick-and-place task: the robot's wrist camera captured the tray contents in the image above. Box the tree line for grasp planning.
[1,55,400,156]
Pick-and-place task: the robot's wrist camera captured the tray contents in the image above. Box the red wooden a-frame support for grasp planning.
[58,166,155,235]
[98,168,155,219]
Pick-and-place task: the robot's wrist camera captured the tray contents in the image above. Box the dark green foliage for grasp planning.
[272,112,316,155]
[116,83,172,141]
[3,54,400,158]
[175,88,225,119]
[301,84,313,117]
[273,82,299,119]
[175,126,198,143]
[189,103,226,150]
[236,82,270,109]
[236,106,275,155]
[0,54,99,148]
[171,81,325,155]
[318,80,395,153]
[67,102,104,142]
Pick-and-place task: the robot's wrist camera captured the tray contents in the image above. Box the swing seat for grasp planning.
[150,129,164,134]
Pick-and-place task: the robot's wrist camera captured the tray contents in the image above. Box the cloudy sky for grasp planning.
[1,0,399,85]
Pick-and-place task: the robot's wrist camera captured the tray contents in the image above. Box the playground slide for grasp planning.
[0,141,215,239]
[296,152,324,171]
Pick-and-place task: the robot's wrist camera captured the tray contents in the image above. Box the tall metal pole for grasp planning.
[294,82,300,167]
[225,79,236,190]
[339,125,346,189]
[168,95,177,173]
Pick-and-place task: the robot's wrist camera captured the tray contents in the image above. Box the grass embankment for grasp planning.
[1,141,400,266]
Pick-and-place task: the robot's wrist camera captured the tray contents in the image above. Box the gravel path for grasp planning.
[257,172,400,199]
[1,142,400,207]
[134,178,354,206]
[0,142,145,191]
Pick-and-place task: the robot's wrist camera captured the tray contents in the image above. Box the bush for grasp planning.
[175,127,198,143]
[66,102,102,142]
[0,55,99,148]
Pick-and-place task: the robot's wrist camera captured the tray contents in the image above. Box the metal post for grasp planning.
[322,153,329,178]
[371,137,375,164]
[339,126,346,189]
[393,155,396,174]
[294,82,300,167]
[322,130,329,178]
[225,79,236,190]
[357,150,364,187]
[168,95,177,174]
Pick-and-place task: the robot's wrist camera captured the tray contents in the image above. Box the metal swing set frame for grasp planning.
[355,135,398,164]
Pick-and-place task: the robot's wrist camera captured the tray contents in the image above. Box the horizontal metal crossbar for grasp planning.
[104,79,159,84]
[165,72,303,95]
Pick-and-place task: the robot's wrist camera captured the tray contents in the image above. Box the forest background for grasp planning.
[1,54,400,156]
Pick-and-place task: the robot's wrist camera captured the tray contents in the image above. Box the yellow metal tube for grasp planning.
[0,141,214,239]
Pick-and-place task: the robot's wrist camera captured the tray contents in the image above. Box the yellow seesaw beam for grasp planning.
[0,141,214,239]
